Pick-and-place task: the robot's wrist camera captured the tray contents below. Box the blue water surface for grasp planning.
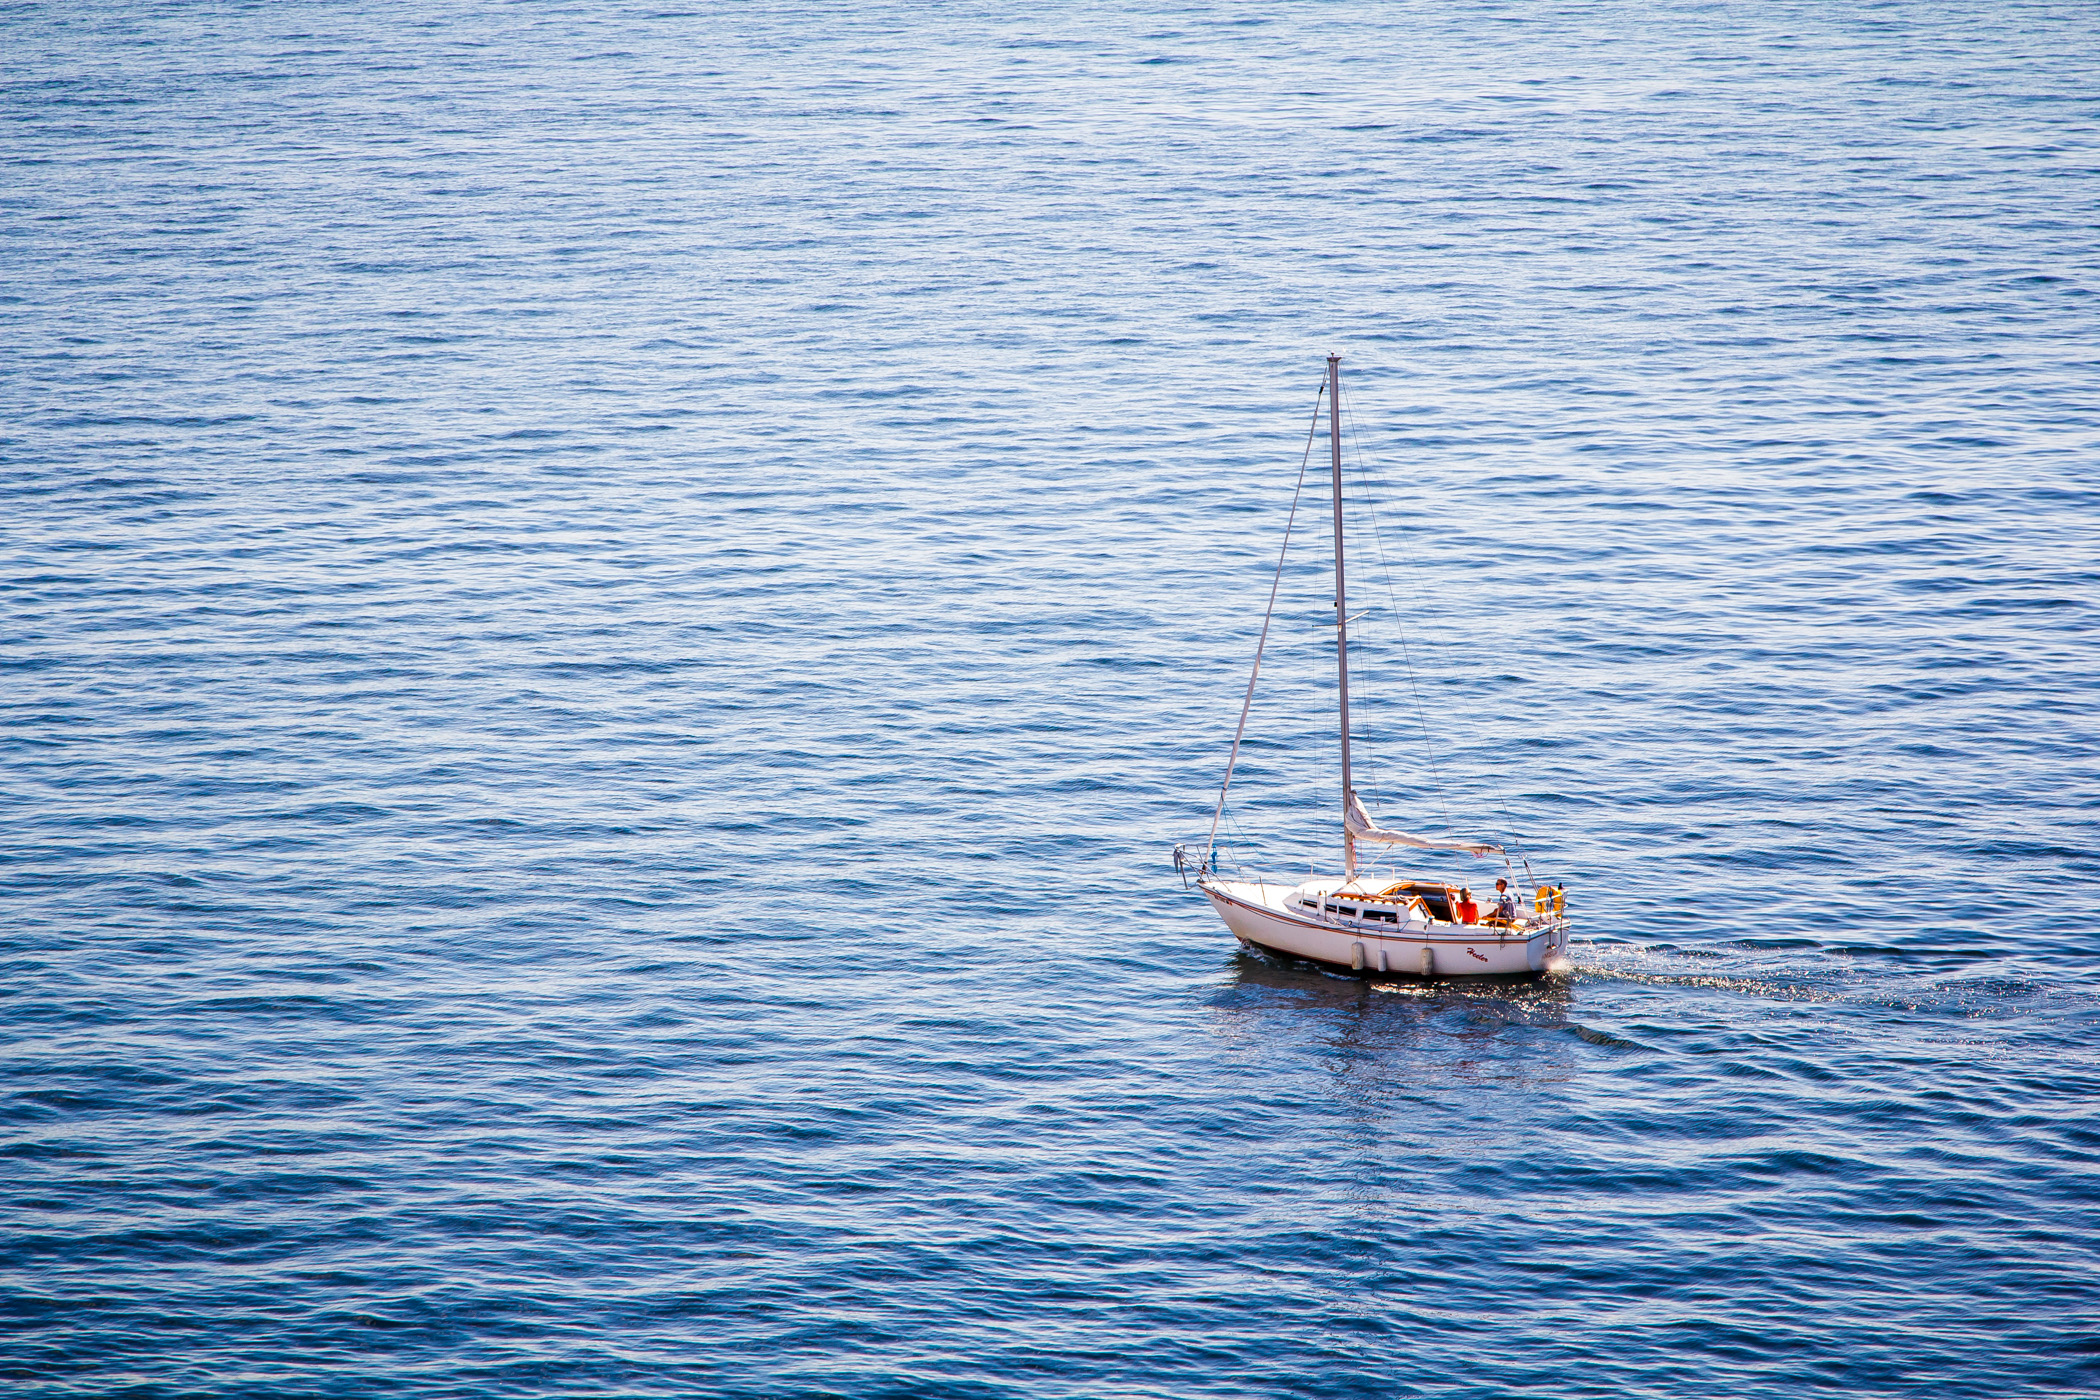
[4,2,2098,1396]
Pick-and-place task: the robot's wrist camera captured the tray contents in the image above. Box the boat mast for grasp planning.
[1328,353,1357,880]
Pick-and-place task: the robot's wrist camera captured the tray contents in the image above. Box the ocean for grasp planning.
[4,2,2097,1395]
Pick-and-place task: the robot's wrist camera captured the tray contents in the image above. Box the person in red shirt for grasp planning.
[1453,887,1480,924]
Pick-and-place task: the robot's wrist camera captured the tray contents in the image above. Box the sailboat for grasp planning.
[1177,354,1570,978]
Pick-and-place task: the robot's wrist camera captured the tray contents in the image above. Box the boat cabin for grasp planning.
[1292,894,1414,924]
[1290,878,1499,927]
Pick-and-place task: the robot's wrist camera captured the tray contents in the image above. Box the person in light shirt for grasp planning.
[1492,878,1520,923]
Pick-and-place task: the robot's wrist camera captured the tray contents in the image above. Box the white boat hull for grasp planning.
[1201,877,1567,977]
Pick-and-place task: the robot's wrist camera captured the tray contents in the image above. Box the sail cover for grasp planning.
[1345,789,1503,856]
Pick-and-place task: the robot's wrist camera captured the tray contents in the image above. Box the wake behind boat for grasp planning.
[1176,354,1570,978]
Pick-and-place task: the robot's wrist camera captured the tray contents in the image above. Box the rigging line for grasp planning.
[1216,795,1268,884]
[1349,425,1536,882]
[1334,373,1456,831]
[1350,474,1456,832]
[1221,806,1261,884]
[1203,380,1327,872]
[1340,377,1536,869]
[1343,390,1527,861]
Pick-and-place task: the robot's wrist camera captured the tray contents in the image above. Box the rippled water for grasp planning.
[6,2,2098,1395]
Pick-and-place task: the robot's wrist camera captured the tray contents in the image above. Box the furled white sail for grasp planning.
[1345,789,1502,856]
